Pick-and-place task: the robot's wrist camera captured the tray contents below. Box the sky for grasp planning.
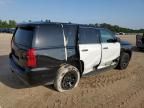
[0,0,144,29]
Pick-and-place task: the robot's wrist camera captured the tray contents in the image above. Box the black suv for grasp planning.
[9,22,132,92]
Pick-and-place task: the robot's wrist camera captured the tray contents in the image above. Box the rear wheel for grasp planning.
[117,52,130,70]
[54,64,80,92]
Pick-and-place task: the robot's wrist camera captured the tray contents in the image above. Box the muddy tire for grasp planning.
[117,52,130,70]
[54,64,80,92]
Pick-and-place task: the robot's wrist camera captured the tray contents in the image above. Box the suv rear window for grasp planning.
[14,27,34,47]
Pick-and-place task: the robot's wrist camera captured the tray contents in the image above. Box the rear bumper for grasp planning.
[9,54,56,85]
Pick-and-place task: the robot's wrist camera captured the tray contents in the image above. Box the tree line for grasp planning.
[90,23,144,33]
[0,20,144,33]
[0,20,16,28]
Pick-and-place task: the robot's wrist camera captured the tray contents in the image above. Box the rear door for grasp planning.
[98,29,120,69]
[78,27,101,74]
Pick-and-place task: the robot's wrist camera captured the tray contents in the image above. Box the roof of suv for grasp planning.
[17,21,100,29]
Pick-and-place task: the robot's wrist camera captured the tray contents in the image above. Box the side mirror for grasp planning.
[107,37,120,43]
[107,39,115,43]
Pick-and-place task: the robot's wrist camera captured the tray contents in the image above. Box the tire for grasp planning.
[54,64,80,92]
[117,52,130,70]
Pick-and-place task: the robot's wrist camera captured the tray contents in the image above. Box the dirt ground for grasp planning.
[0,33,144,108]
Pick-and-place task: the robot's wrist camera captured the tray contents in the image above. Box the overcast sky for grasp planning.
[0,0,144,29]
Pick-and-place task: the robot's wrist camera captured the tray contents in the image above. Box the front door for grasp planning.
[98,29,120,69]
[78,27,102,74]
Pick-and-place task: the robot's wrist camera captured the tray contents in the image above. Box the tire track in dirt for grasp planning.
[63,74,141,108]
[79,65,139,89]
[96,83,144,108]
[94,66,144,108]
[139,99,144,108]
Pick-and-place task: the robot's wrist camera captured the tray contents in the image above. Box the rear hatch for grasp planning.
[11,27,35,69]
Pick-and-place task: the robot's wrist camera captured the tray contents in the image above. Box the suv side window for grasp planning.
[63,25,77,47]
[79,27,100,44]
[35,24,64,48]
[100,29,115,43]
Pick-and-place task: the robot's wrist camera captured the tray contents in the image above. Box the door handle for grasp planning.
[81,49,88,52]
[103,47,108,49]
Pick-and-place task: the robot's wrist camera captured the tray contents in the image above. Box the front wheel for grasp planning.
[54,64,80,92]
[116,52,130,70]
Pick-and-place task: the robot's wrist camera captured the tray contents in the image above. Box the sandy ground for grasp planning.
[0,33,144,108]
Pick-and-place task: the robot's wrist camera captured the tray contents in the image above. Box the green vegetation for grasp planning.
[90,23,144,33]
[0,19,144,33]
[0,20,16,28]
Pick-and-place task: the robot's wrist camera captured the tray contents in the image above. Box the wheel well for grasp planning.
[121,50,132,59]
[79,60,84,75]
[67,60,84,77]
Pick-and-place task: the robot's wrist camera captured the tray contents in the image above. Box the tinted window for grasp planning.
[14,27,34,47]
[63,25,77,46]
[100,29,115,43]
[79,27,100,44]
[35,24,64,48]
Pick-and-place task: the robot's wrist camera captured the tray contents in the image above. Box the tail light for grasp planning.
[26,48,37,68]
